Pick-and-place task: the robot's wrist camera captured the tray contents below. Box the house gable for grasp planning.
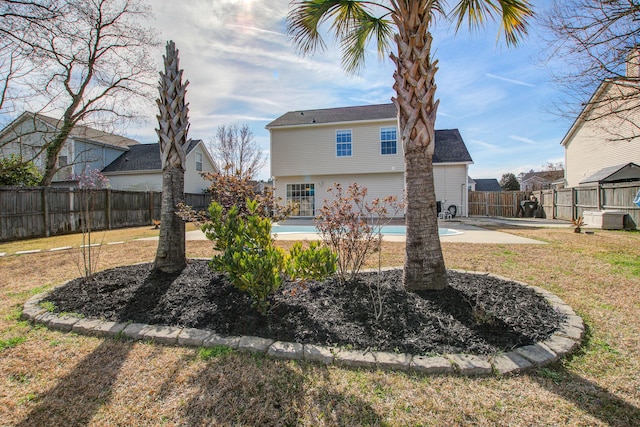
[560,78,640,187]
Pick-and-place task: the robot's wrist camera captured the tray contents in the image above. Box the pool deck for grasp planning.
[181,216,563,245]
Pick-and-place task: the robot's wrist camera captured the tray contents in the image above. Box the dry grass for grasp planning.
[1,225,639,426]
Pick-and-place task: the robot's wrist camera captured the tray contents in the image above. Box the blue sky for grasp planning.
[40,0,576,181]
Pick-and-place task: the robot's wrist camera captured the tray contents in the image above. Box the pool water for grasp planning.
[271,224,462,236]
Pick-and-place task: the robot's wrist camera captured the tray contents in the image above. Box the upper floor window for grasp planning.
[380,127,397,155]
[195,152,203,172]
[58,155,68,168]
[336,130,352,157]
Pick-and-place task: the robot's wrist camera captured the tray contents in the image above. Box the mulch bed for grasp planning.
[44,260,564,355]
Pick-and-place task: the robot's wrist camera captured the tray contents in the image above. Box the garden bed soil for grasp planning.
[44,260,564,355]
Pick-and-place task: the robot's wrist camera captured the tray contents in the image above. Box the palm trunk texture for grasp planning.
[153,41,189,274]
[391,1,447,291]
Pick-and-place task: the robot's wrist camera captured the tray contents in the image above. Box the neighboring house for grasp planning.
[519,170,565,192]
[102,140,216,193]
[470,178,502,192]
[0,112,138,183]
[267,103,473,217]
[560,51,640,188]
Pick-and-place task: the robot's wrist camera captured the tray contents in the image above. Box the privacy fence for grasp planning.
[469,182,640,229]
[0,187,212,242]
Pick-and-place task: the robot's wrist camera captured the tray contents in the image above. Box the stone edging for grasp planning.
[21,270,584,376]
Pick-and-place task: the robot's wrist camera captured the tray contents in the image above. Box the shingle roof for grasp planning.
[579,162,640,184]
[266,104,397,128]
[33,113,140,149]
[432,129,473,163]
[473,178,502,191]
[267,103,473,164]
[102,139,202,173]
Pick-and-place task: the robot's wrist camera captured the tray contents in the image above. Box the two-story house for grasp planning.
[560,51,640,187]
[0,112,137,184]
[0,112,216,192]
[267,103,473,218]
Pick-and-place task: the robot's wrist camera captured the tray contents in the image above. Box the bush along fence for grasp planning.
[0,187,212,242]
[469,182,640,229]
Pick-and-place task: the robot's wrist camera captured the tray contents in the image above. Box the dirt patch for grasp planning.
[44,260,564,355]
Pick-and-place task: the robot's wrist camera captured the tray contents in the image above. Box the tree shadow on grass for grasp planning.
[170,354,384,426]
[15,339,133,427]
[527,324,640,426]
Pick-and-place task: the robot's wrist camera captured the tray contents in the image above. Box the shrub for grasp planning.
[203,199,286,314]
[316,182,403,321]
[315,182,402,283]
[287,241,337,281]
[0,155,42,186]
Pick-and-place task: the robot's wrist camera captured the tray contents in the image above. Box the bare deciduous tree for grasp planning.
[0,0,159,185]
[0,0,62,113]
[209,123,266,179]
[541,0,640,141]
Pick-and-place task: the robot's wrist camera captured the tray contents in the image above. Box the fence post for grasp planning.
[106,188,112,230]
[149,191,155,224]
[42,187,50,237]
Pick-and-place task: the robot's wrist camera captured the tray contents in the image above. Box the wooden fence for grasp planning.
[469,182,640,229]
[0,187,212,242]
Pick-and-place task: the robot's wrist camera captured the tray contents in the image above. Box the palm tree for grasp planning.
[153,41,190,273]
[287,0,533,291]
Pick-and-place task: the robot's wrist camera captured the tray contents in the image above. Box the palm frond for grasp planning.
[341,13,393,74]
[287,0,373,55]
[451,0,533,46]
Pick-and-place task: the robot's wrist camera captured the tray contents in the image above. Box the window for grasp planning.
[286,183,315,216]
[58,155,68,167]
[336,130,352,157]
[381,127,397,155]
[195,152,203,172]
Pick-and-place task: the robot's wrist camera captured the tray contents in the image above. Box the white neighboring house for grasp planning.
[0,112,137,184]
[561,53,640,187]
[102,140,216,193]
[267,103,473,218]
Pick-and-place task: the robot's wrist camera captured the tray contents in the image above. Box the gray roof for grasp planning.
[473,178,502,191]
[33,113,140,149]
[579,162,640,185]
[102,140,202,173]
[266,103,397,128]
[267,103,472,163]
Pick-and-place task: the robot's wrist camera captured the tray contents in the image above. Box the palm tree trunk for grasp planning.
[391,1,448,291]
[154,166,185,272]
[153,40,189,274]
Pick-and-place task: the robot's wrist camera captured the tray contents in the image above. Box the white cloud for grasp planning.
[509,135,537,145]
[486,73,536,87]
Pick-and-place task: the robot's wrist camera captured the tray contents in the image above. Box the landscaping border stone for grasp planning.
[21,270,585,376]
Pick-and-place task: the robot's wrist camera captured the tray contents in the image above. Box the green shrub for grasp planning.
[203,199,286,314]
[287,241,337,280]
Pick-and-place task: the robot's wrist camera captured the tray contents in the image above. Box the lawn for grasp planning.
[1,224,639,426]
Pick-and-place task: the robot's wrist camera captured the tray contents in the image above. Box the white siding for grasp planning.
[271,119,404,177]
[107,172,162,191]
[106,145,216,193]
[564,83,640,187]
[433,164,468,216]
[274,173,405,218]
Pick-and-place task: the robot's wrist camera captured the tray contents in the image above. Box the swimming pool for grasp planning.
[271,224,463,236]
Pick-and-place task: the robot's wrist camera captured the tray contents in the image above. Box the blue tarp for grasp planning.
[634,188,640,207]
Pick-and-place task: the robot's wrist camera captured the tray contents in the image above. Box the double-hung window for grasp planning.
[336,130,352,157]
[195,152,203,172]
[380,127,397,155]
